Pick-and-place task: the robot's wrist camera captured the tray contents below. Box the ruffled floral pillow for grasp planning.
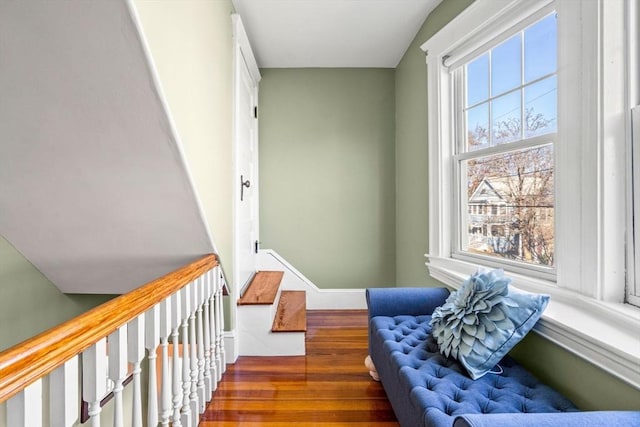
[430,269,549,379]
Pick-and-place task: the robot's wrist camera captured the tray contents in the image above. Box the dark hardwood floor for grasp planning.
[202,310,399,426]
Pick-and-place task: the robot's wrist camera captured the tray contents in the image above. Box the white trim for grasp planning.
[597,0,628,302]
[626,0,640,307]
[422,0,640,390]
[258,249,367,310]
[232,15,261,84]
[454,134,554,161]
[554,0,595,296]
[426,255,640,390]
[442,2,555,70]
[631,106,640,306]
[231,13,261,332]
[223,331,238,364]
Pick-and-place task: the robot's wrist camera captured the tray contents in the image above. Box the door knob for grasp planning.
[240,175,251,201]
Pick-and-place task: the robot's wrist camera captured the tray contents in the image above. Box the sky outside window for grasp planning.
[491,34,521,97]
[461,12,557,267]
[465,13,557,149]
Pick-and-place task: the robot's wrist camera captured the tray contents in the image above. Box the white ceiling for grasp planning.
[231,0,442,68]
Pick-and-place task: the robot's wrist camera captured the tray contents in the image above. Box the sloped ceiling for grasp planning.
[231,0,442,68]
[0,1,214,293]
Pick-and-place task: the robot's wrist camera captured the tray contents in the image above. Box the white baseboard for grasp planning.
[230,250,368,358]
[223,330,238,364]
[257,249,367,310]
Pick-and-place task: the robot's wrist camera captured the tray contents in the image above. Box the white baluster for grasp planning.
[7,378,42,427]
[49,356,79,427]
[215,269,225,378]
[203,270,213,399]
[213,269,221,382]
[220,272,227,372]
[180,284,193,427]
[189,278,199,427]
[127,315,145,427]
[170,292,183,427]
[159,298,172,426]
[145,305,160,427]
[196,275,206,414]
[108,326,128,427]
[82,338,108,427]
[208,271,218,389]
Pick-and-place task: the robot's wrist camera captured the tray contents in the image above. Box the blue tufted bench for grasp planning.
[367,287,640,427]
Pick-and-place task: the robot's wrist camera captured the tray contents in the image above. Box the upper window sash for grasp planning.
[441,2,556,72]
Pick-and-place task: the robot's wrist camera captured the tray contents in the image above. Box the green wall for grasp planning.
[259,68,396,289]
[0,236,113,351]
[395,0,474,286]
[510,333,640,410]
[397,0,640,410]
[256,2,640,410]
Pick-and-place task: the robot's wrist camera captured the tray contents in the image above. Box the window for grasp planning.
[453,14,557,274]
[422,0,640,389]
[628,0,640,307]
[630,105,640,306]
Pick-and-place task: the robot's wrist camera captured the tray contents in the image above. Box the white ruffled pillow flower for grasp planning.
[430,269,517,360]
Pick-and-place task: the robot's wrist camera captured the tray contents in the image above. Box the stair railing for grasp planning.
[0,253,226,427]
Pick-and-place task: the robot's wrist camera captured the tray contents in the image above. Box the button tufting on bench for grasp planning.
[370,313,580,425]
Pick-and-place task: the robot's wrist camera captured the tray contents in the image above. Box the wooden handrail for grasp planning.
[0,253,219,403]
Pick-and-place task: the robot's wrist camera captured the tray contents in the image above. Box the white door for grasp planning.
[233,15,261,301]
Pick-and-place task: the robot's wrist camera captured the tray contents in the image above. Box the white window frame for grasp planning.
[631,105,640,306]
[422,0,640,389]
[627,0,640,307]
[450,6,558,280]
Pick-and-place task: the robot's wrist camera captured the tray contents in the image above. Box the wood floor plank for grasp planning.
[238,271,284,305]
[205,310,398,425]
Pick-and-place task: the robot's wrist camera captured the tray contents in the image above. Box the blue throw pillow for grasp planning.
[430,269,549,379]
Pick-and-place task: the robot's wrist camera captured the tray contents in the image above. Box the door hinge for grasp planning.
[253,106,258,119]
[255,240,260,254]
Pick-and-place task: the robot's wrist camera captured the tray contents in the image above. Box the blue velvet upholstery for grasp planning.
[453,411,640,427]
[367,287,451,319]
[429,269,549,379]
[365,287,640,427]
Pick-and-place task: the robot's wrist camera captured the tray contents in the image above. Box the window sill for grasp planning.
[426,255,640,390]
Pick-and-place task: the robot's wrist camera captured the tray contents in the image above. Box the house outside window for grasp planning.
[454,14,557,271]
[422,0,640,390]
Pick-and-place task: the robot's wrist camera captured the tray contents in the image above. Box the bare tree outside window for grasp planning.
[465,114,554,266]
[459,13,557,268]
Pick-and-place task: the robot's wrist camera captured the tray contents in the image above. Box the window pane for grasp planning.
[491,34,522,96]
[524,75,557,138]
[467,54,489,106]
[463,145,554,267]
[466,102,489,150]
[524,13,557,83]
[492,91,521,144]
